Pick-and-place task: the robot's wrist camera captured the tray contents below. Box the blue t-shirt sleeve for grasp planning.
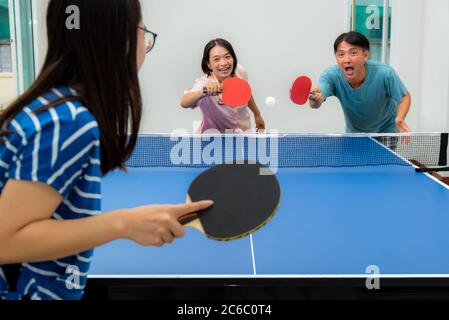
[7,114,98,199]
[318,68,336,99]
[384,68,408,104]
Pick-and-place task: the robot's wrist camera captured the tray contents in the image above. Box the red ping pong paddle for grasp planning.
[220,77,252,107]
[178,163,281,241]
[290,76,315,105]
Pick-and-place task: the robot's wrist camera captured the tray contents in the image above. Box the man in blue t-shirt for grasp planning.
[309,31,411,133]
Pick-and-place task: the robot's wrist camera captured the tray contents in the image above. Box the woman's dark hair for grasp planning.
[334,31,370,53]
[0,0,143,175]
[201,38,238,76]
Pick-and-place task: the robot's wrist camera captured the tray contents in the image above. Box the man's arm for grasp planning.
[396,92,411,132]
[309,71,333,109]
[309,86,325,109]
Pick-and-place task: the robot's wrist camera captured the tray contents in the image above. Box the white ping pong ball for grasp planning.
[265,96,276,107]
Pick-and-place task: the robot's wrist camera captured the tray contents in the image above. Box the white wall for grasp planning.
[420,0,449,132]
[390,0,449,132]
[140,0,348,133]
[32,0,449,133]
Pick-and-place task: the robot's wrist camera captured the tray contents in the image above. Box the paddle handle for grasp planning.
[178,195,206,234]
[202,86,223,95]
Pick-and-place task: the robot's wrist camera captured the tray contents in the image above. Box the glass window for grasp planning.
[350,0,392,63]
[15,0,34,90]
[0,0,35,111]
[0,0,11,73]
[1,0,12,112]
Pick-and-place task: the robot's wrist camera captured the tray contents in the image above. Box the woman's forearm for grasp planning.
[0,210,126,264]
[247,97,260,116]
[180,91,204,108]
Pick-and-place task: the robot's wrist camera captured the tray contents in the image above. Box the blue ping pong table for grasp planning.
[86,134,449,299]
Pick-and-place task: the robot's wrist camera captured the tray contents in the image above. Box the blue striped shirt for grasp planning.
[0,86,101,300]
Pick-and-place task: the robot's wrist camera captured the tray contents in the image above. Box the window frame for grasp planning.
[349,0,392,64]
[8,0,35,95]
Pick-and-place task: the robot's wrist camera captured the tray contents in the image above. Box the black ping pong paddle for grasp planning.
[178,163,281,241]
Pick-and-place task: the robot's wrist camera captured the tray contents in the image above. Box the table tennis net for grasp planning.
[126,133,448,169]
